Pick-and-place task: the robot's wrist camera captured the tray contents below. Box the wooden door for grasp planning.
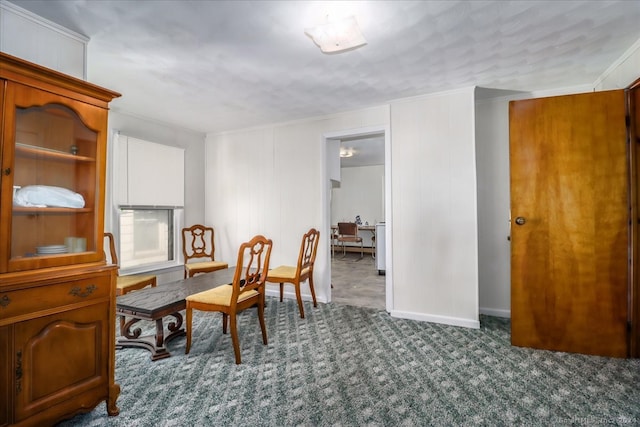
[509,90,629,358]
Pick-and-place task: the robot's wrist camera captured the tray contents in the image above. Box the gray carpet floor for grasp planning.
[57,298,640,427]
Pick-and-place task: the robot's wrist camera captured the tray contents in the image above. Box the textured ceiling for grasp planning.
[8,0,640,138]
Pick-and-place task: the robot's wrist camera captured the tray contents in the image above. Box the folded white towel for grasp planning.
[14,185,85,208]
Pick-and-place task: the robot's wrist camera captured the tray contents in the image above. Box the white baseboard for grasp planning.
[389,309,480,329]
[265,288,328,304]
[266,287,506,322]
[479,307,511,318]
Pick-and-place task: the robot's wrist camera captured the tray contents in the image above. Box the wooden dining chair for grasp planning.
[185,234,273,364]
[182,224,228,278]
[104,232,157,296]
[105,232,157,334]
[266,228,320,318]
[337,222,363,258]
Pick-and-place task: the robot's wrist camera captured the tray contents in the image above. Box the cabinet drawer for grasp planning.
[0,276,110,322]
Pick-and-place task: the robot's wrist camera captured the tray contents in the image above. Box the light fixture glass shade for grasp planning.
[340,148,355,158]
[305,16,367,54]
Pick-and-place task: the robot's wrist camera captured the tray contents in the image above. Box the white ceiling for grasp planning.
[8,0,640,139]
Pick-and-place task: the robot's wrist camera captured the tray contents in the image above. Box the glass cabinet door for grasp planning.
[1,82,107,272]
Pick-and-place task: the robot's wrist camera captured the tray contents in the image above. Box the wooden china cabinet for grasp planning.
[0,52,121,426]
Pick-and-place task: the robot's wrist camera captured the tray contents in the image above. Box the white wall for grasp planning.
[205,107,390,305]
[331,165,384,248]
[390,87,480,328]
[207,88,483,329]
[0,0,87,79]
[474,94,512,318]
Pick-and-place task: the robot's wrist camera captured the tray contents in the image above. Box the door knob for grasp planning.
[515,217,526,225]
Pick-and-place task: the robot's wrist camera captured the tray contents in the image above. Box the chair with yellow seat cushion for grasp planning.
[266,228,319,319]
[185,234,273,364]
[104,232,157,296]
[182,224,228,278]
[104,232,157,334]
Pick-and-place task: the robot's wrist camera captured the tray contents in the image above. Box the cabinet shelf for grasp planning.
[15,143,95,162]
[13,206,93,214]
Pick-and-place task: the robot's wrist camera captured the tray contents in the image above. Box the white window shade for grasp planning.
[116,135,184,207]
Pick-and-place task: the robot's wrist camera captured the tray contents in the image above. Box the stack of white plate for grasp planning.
[36,245,68,255]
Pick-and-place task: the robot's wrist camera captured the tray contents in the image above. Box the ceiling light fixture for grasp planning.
[340,148,355,158]
[304,15,367,54]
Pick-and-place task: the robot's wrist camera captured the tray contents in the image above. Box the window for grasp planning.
[113,133,185,273]
[119,208,177,270]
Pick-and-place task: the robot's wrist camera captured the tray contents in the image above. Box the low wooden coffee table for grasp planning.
[116,268,236,360]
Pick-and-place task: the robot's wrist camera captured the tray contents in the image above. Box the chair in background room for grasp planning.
[182,224,228,278]
[185,235,273,364]
[267,228,320,318]
[371,234,376,259]
[330,226,340,258]
[337,222,363,258]
[104,232,157,296]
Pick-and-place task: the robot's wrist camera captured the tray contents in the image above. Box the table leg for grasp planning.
[155,318,165,348]
[116,312,185,361]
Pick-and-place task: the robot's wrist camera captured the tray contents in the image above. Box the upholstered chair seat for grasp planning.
[116,273,157,295]
[187,285,258,306]
[184,260,229,278]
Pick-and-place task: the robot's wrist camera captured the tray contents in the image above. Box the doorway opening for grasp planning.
[323,126,391,311]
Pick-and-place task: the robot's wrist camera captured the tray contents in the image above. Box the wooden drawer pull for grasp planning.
[0,295,10,308]
[69,284,97,298]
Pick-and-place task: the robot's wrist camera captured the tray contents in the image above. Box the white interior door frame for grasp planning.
[321,124,393,312]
